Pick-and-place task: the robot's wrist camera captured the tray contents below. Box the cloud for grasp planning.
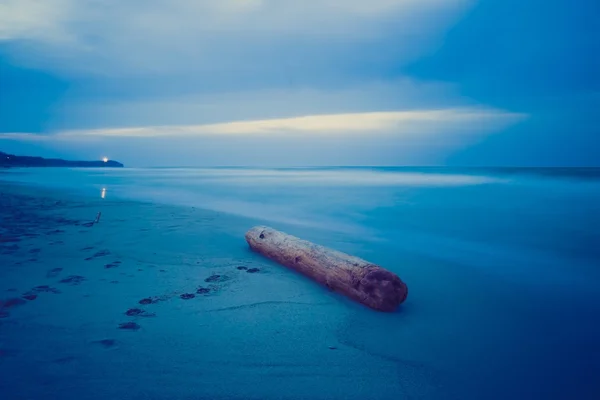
[0,0,71,42]
[44,78,473,130]
[0,0,473,76]
[0,1,484,137]
[0,0,469,41]
[0,132,41,141]
[2,107,526,141]
[0,106,525,167]
[2,0,535,168]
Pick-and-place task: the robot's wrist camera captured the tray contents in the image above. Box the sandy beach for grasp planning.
[0,182,416,400]
[1,168,600,400]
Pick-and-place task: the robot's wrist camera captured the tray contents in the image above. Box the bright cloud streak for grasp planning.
[1,108,526,141]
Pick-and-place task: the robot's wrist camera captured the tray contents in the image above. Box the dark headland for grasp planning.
[0,151,124,168]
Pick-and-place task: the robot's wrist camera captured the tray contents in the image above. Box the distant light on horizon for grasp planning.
[102,157,108,162]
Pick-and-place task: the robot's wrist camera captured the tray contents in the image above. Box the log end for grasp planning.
[245,226,269,247]
[358,267,408,312]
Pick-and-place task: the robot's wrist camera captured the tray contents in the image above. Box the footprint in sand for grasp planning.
[0,297,27,318]
[104,261,121,269]
[0,237,22,243]
[1,298,27,308]
[196,287,212,295]
[85,250,111,261]
[125,308,155,317]
[59,275,87,285]
[138,297,160,305]
[180,293,195,300]
[30,285,61,294]
[204,274,230,283]
[118,322,140,331]
[92,339,117,348]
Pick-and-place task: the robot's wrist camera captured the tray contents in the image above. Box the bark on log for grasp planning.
[245,226,408,312]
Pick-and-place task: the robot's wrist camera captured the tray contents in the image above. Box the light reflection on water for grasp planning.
[1,167,599,269]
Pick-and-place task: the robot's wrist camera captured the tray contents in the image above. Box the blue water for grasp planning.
[2,166,600,399]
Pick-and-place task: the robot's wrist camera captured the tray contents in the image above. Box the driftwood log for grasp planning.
[245,226,408,312]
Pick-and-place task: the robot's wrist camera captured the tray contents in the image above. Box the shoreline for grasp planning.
[0,180,415,400]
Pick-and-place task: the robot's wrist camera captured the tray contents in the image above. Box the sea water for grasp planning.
[1,167,599,399]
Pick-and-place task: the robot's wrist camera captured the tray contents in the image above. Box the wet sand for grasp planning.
[0,182,420,400]
[2,176,599,400]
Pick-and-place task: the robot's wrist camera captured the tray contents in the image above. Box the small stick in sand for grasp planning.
[245,226,408,312]
[94,211,102,224]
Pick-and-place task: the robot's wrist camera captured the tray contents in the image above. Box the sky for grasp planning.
[0,0,598,167]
